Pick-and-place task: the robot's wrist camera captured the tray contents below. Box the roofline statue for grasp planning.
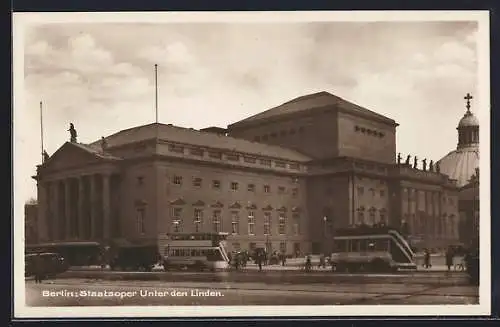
[397,152,402,164]
[405,155,411,166]
[422,158,427,171]
[68,123,77,143]
[413,156,418,169]
[429,160,434,172]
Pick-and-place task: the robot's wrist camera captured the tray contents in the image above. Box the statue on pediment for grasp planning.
[405,155,411,165]
[68,123,77,143]
[429,160,434,172]
[101,137,108,151]
[413,156,418,169]
[422,159,427,171]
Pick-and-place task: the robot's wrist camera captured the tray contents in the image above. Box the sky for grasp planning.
[16,19,480,205]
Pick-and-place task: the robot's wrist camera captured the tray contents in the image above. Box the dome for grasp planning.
[458,111,479,128]
[437,147,479,187]
[437,93,479,187]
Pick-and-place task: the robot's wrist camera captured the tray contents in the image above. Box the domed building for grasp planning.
[437,93,479,187]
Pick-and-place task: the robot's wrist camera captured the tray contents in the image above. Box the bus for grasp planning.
[160,232,230,271]
[330,225,417,273]
[25,241,103,266]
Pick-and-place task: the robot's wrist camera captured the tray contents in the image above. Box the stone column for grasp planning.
[36,181,48,242]
[78,176,85,239]
[102,173,111,241]
[51,181,59,240]
[89,174,97,239]
[64,179,71,239]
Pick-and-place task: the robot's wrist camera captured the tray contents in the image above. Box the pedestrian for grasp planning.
[446,247,454,272]
[305,255,312,272]
[281,252,286,266]
[34,253,44,284]
[257,253,263,272]
[423,248,431,269]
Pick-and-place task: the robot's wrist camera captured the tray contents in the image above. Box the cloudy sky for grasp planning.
[16,17,481,204]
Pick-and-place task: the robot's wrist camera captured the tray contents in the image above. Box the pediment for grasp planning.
[262,204,273,211]
[229,202,242,209]
[276,206,287,212]
[41,142,120,173]
[170,198,186,205]
[192,200,206,207]
[246,203,258,210]
[211,201,224,208]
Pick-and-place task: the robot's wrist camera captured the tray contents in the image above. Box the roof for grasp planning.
[71,142,122,160]
[229,91,397,128]
[458,111,479,128]
[438,146,479,187]
[89,123,312,162]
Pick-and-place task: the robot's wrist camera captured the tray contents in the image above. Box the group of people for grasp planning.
[229,250,289,271]
[422,246,471,271]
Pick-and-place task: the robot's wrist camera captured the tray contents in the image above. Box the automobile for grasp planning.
[25,252,69,277]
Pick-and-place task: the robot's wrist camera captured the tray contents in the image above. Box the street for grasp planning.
[25,278,479,306]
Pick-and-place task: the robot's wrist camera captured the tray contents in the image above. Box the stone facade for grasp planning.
[24,202,38,245]
[32,92,461,254]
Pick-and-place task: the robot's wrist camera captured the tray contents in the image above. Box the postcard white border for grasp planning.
[12,10,491,318]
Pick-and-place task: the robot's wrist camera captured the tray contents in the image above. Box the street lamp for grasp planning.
[323,216,327,254]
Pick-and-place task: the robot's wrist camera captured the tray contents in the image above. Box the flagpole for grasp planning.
[155,64,158,123]
[40,101,45,163]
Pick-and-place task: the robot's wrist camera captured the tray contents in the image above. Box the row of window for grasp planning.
[171,176,299,196]
[354,125,385,138]
[253,126,306,143]
[404,215,459,238]
[402,188,456,205]
[167,144,301,171]
[231,241,293,254]
[356,187,386,197]
[355,208,387,225]
[168,208,301,236]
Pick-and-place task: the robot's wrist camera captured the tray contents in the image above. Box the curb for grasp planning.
[58,271,468,286]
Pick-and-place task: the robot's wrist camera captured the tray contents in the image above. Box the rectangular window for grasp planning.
[278,186,286,194]
[136,207,145,235]
[173,176,182,186]
[168,144,184,153]
[260,159,272,167]
[193,177,202,187]
[212,210,221,233]
[231,211,239,235]
[278,213,286,235]
[226,153,239,161]
[292,213,300,235]
[208,151,222,159]
[264,185,271,193]
[275,161,286,168]
[244,156,257,164]
[190,148,204,156]
[171,207,182,233]
[248,211,255,235]
[292,188,298,197]
[264,212,271,235]
[194,209,203,233]
[231,182,239,191]
[212,180,221,189]
[247,184,255,192]
[280,241,287,254]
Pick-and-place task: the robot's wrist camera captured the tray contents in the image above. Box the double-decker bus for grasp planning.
[330,225,417,273]
[159,232,230,271]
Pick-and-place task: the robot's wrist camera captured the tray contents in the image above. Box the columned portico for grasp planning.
[78,176,85,239]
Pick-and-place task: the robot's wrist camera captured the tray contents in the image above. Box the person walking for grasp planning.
[423,248,431,269]
[257,253,263,272]
[446,247,454,272]
[33,253,44,284]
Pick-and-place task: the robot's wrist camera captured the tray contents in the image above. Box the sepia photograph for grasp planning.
[12,11,490,318]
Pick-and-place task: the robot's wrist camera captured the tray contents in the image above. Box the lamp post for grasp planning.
[323,216,327,254]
